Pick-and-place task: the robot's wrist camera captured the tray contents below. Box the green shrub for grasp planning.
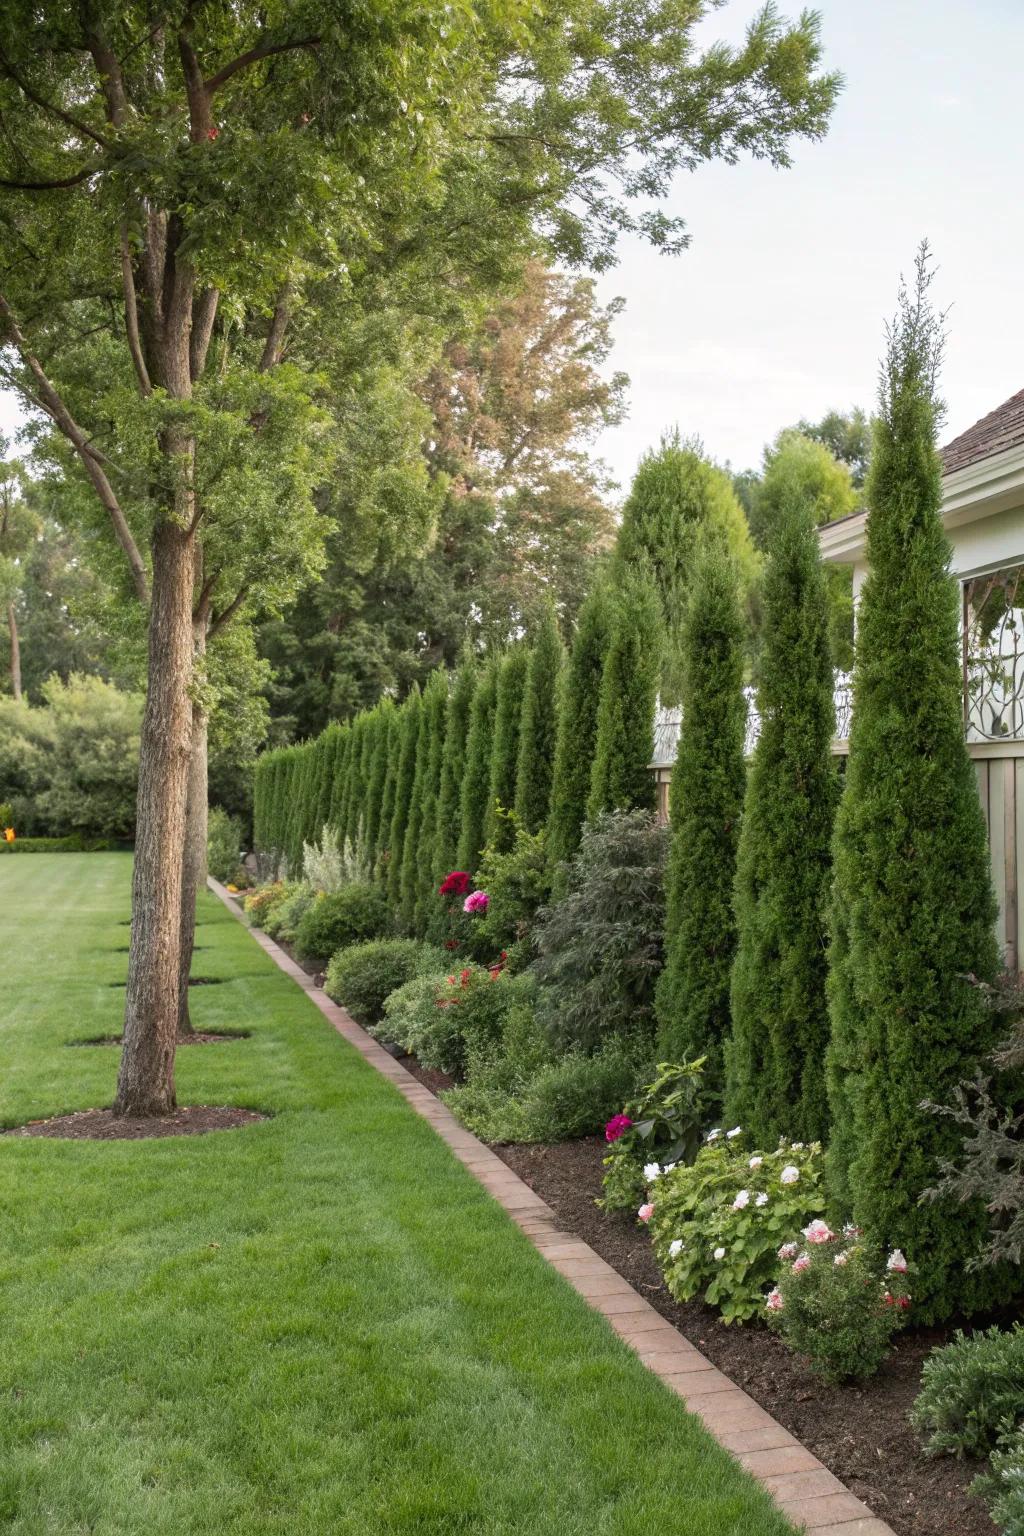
[324,939,443,1026]
[911,1326,1024,1460]
[263,882,315,943]
[976,1426,1024,1535]
[414,967,535,1078]
[207,806,245,884]
[649,1135,824,1325]
[444,1039,641,1144]
[470,822,551,965]
[600,1060,707,1213]
[243,880,288,925]
[533,809,669,1054]
[767,1231,911,1383]
[294,883,390,966]
[377,973,450,1054]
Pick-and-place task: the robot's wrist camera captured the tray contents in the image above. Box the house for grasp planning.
[820,385,1024,969]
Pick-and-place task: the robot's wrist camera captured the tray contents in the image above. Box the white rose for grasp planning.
[713,1246,726,1260]
[732,1189,750,1210]
[669,1238,684,1258]
[780,1165,800,1185]
[642,1162,661,1184]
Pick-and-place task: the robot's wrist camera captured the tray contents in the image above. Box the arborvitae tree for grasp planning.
[486,646,530,852]
[401,672,446,928]
[374,709,402,878]
[387,688,423,910]
[655,537,746,1093]
[458,654,500,875]
[515,603,565,834]
[435,650,477,877]
[413,669,450,932]
[825,252,1003,1322]
[363,699,395,860]
[614,433,758,704]
[314,725,341,835]
[725,503,838,1144]
[547,581,614,868]
[587,565,660,819]
[328,728,352,836]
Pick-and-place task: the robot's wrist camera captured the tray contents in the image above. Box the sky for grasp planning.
[591,0,1024,489]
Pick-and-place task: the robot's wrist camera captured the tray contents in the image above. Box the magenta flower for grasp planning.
[463,889,489,914]
[604,1113,633,1144]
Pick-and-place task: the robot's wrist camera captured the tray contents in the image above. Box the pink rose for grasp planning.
[777,1241,798,1262]
[765,1287,784,1312]
[463,889,489,914]
[792,1252,811,1273]
[637,1202,654,1223]
[886,1249,908,1273]
[802,1219,835,1245]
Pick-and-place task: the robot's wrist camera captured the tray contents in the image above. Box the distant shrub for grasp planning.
[444,1039,641,1144]
[302,824,345,894]
[470,822,551,965]
[244,881,288,925]
[377,972,451,1054]
[325,939,443,1025]
[263,882,314,943]
[294,883,390,966]
[912,1326,1024,1460]
[0,834,117,853]
[207,807,245,883]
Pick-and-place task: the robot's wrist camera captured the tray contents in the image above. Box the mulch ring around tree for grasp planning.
[495,1135,996,1536]
[4,1106,268,1140]
[67,1030,250,1047]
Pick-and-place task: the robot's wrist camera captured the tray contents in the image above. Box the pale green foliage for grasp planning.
[302,824,346,895]
[768,1235,911,1383]
[912,1326,1024,1460]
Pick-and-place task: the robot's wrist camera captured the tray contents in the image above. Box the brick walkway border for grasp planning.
[210,877,895,1536]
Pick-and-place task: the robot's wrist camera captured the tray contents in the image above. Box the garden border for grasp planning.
[209,876,895,1536]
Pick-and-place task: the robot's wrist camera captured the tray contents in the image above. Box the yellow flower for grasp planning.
[3,828,14,843]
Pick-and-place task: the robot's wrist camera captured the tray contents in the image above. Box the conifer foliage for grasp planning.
[587,566,661,820]
[457,655,500,875]
[435,652,477,877]
[825,251,1002,1322]
[726,503,837,1145]
[655,536,746,1093]
[515,603,565,834]
[547,582,614,868]
[487,647,530,852]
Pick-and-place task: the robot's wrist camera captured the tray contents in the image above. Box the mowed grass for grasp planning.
[0,854,793,1536]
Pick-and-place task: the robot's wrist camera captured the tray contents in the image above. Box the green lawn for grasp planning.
[0,854,793,1535]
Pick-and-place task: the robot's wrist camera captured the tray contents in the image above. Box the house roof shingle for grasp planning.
[941,386,1024,475]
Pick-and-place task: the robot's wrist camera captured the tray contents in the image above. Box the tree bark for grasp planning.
[7,601,21,700]
[177,602,208,1038]
[114,519,195,1116]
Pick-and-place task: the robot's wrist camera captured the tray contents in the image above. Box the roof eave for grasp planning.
[818,441,1024,565]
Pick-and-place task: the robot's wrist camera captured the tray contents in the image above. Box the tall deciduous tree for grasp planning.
[0,1,838,1113]
[587,567,661,819]
[655,537,746,1092]
[825,252,1004,1321]
[726,504,837,1144]
[615,434,758,704]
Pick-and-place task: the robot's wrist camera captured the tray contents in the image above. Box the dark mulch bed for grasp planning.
[68,1031,250,1048]
[495,1136,995,1536]
[4,1106,267,1140]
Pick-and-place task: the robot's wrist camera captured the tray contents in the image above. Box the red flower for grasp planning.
[605,1114,633,1144]
[444,940,459,951]
[459,968,471,986]
[439,871,471,896]
[206,126,219,141]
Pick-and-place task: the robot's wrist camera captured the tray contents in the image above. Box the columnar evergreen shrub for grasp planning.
[515,603,565,834]
[328,729,352,836]
[386,688,422,909]
[341,713,372,855]
[587,565,660,819]
[486,646,529,853]
[726,504,838,1144]
[825,253,1002,1322]
[373,709,401,876]
[457,654,499,876]
[547,581,613,868]
[363,700,395,862]
[413,671,449,933]
[655,537,746,1093]
[314,723,342,834]
[435,651,477,880]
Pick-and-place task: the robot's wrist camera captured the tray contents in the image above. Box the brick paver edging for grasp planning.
[209,877,895,1536]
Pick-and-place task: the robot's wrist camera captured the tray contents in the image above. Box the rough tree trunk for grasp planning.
[115,520,195,1116]
[7,601,21,701]
[177,608,208,1038]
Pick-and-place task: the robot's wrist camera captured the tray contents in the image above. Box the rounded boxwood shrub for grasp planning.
[294,882,390,966]
[911,1325,1024,1460]
[324,939,444,1026]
